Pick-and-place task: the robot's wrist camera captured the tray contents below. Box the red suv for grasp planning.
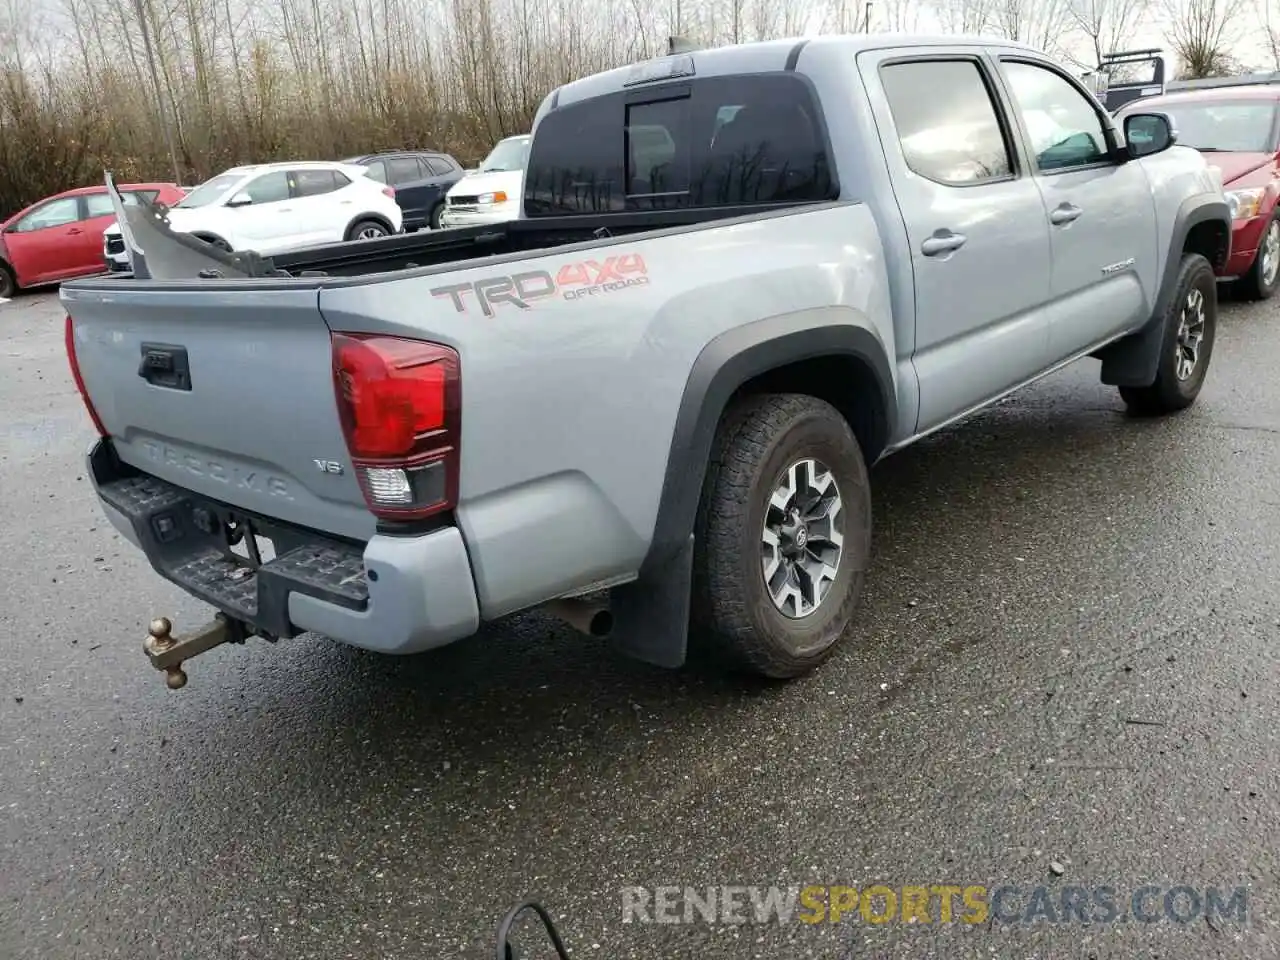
[0,182,185,299]
[1117,87,1280,299]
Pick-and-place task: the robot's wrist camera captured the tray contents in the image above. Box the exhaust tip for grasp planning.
[544,598,614,638]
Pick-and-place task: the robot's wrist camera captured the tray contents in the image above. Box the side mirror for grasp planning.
[1124,112,1178,159]
[226,192,253,207]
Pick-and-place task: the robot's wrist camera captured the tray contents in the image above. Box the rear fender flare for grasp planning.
[607,314,895,669]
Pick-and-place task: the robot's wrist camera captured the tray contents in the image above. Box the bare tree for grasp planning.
[1257,0,1280,68]
[931,0,996,35]
[1162,0,1249,77]
[990,0,1075,56]
[1069,0,1150,67]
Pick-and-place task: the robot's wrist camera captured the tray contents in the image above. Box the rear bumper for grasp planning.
[88,439,479,654]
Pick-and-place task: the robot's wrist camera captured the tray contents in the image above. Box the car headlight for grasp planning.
[477,191,509,205]
[1227,187,1266,221]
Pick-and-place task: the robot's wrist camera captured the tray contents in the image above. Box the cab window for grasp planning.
[1001,60,1110,171]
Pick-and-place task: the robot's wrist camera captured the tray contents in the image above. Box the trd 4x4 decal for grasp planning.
[430,253,650,317]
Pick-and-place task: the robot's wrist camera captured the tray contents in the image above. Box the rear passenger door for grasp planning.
[384,156,431,228]
[289,168,349,245]
[862,50,1055,431]
[993,55,1159,362]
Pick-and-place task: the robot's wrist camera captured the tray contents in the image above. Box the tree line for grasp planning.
[0,0,1267,217]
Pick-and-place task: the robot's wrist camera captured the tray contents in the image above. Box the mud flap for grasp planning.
[1096,315,1166,387]
[607,535,693,669]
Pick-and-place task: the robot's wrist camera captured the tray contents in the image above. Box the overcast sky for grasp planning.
[12,0,1278,74]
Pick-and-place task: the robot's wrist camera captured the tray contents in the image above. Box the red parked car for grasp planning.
[1116,87,1280,299]
[0,182,185,299]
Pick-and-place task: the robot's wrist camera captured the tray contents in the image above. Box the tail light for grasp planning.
[331,333,460,522]
[65,315,108,438]
[382,186,396,199]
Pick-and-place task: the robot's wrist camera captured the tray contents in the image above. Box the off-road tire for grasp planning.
[1119,252,1216,416]
[690,393,872,680]
[0,262,14,299]
[347,219,389,242]
[1236,212,1280,301]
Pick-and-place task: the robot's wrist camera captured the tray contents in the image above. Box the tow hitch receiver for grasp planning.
[144,613,243,689]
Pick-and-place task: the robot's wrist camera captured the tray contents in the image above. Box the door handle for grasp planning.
[1049,203,1083,225]
[67,227,83,235]
[921,231,967,256]
[340,200,352,205]
[277,207,292,213]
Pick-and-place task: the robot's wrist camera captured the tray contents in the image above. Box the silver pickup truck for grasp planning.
[63,34,1229,689]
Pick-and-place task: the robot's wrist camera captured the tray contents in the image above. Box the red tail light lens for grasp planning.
[65,314,108,438]
[382,186,396,199]
[331,333,460,521]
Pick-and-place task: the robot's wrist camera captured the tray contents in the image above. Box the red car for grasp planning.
[0,182,185,299]
[1117,86,1280,299]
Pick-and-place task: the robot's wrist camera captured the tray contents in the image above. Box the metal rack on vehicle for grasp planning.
[1085,49,1167,112]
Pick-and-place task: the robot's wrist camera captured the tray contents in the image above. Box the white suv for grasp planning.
[103,161,402,266]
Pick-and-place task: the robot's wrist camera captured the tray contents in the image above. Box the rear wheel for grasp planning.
[690,393,871,680]
[347,219,388,242]
[1119,252,1217,415]
[430,203,445,230]
[0,262,14,299]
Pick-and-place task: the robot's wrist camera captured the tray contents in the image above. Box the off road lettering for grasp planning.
[556,254,647,287]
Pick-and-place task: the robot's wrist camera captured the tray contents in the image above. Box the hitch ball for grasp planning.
[143,614,233,690]
[148,617,174,648]
[145,618,187,688]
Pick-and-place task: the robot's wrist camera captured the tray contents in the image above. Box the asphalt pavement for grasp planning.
[3,287,1280,960]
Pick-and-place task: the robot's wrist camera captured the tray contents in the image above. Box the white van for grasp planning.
[439,135,530,228]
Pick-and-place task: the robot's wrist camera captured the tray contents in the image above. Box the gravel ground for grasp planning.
[3,287,1280,960]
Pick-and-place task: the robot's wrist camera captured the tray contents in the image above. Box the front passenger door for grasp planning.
[866,52,1055,432]
[233,171,293,251]
[996,57,1159,361]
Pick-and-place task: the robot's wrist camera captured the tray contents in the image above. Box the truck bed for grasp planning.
[242,204,797,280]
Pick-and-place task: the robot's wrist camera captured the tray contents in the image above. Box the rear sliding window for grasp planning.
[523,74,836,216]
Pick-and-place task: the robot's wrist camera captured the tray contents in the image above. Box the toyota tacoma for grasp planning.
[62,34,1230,688]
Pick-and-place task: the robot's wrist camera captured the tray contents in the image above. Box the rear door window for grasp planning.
[83,191,161,218]
[524,73,836,216]
[880,59,1015,185]
[291,169,342,197]
[386,157,423,185]
[83,192,116,218]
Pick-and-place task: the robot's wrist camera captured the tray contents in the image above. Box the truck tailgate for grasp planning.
[63,284,375,542]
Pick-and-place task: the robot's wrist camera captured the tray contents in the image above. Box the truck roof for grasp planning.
[549,33,1046,109]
